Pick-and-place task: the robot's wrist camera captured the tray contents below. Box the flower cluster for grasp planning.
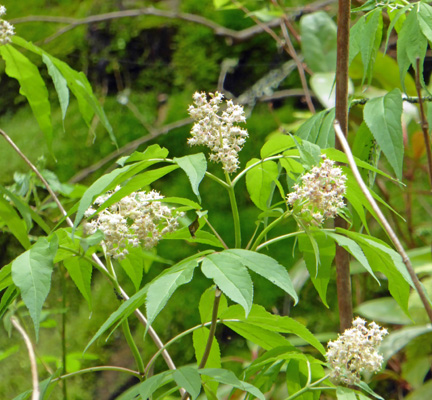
[326,317,388,385]
[188,92,248,173]
[286,156,347,226]
[83,187,184,259]
[0,6,14,45]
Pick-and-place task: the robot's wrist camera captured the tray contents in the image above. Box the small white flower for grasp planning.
[0,6,14,45]
[287,156,347,226]
[83,187,184,259]
[188,92,248,173]
[326,318,388,385]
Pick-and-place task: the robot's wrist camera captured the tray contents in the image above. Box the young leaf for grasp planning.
[173,153,207,202]
[146,258,198,325]
[0,45,53,151]
[0,197,31,249]
[363,88,404,180]
[246,158,279,210]
[201,253,253,316]
[198,368,265,400]
[63,257,92,310]
[11,237,58,339]
[224,249,298,304]
[173,367,201,400]
[260,134,296,158]
[299,232,335,307]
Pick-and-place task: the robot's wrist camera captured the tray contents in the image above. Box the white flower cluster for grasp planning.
[83,187,184,259]
[286,156,347,226]
[0,6,14,45]
[326,317,388,385]
[188,92,248,173]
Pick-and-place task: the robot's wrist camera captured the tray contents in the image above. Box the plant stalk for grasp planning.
[225,172,242,248]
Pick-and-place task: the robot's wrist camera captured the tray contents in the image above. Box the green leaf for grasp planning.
[165,226,225,248]
[63,257,92,310]
[0,45,53,151]
[146,258,198,325]
[0,197,31,249]
[336,386,357,400]
[246,158,279,210]
[201,253,253,316]
[198,368,265,400]
[293,138,322,169]
[224,249,298,304]
[11,237,58,338]
[221,304,326,355]
[117,144,169,166]
[260,134,296,158]
[224,321,292,350]
[174,153,207,202]
[42,53,69,124]
[13,36,116,145]
[363,88,404,179]
[173,367,201,400]
[286,358,314,400]
[199,286,228,323]
[0,263,12,292]
[296,110,335,149]
[298,232,335,307]
[325,232,379,284]
[118,247,145,291]
[418,3,432,42]
[138,371,173,399]
[397,8,428,92]
[300,11,337,73]
[355,297,412,325]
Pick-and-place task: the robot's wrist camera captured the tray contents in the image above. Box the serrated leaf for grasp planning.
[397,8,428,92]
[325,232,379,284]
[0,197,31,249]
[418,3,432,42]
[246,158,279,210]
[224,249,298,304]
[363,88,404,180]
[63,257,92,310]
[0,44,53,151]
[173,367,201,400]
[198,368,265,400]
[201,253,253,316]
[146,258,198,325]
[42,53,69,124]
[221,304,326,355]
[298,232,335,308]
[300,11,337,73]
[199,286,228,324]
[174,153,207,202]
[11,237,58,339]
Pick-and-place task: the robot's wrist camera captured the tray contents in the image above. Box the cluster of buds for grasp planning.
[83,187,184,259]
[326,317,388,385]
[0,6,14,45]
[286,156,347,226]
[188,92,248,173]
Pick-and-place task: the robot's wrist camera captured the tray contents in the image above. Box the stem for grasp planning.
[225,172,241,248]
[205,171,230,189]
[122,319,145,375]
[250,212,289,251]
[11,317,39,400]
[53,366,142,381]
[0,128,183,392]
[203,217,229,249]
[60,265,68,400]
[334,120,432,323]
[334,0,353,332]
[415,57,432,190]
[284,374,332,400]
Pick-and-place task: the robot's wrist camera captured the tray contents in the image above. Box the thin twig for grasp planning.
[0,128,185,395]
[415,57,432,190]
[334,120,432,323]
[11,317,39,400]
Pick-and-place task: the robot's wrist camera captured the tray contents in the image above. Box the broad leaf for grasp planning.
[146,258,198,325]
[363,88,404,179]
[296,110,335,149]
[201,253,253,316]
[246,158,279,210]
[225,249,298,304]
[11,237,58,338]
[63,257,92,310]
[174,153,207,202]
[0,45,53,151]
[260,134,296,158]
[173,367,201,400]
